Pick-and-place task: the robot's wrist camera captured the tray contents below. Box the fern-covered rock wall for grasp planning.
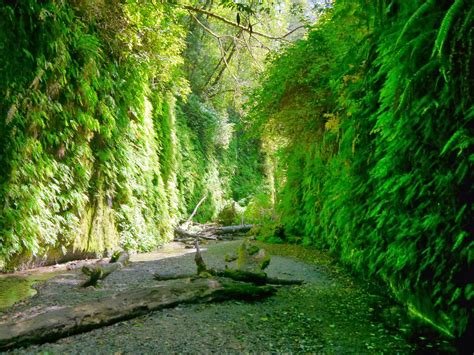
[250,0,472,339]
[0,1,265,270]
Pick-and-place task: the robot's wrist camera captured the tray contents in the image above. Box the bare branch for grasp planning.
[189,12,240,85]
[279,25,307,39]
[183,5,305,41]
[242,32,264,72]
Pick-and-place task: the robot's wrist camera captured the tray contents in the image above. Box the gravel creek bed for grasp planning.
[0,240,457,354]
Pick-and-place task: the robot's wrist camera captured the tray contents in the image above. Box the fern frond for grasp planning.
[394,30,435,60]
[395,0,435,48]
[433,0,464,58]
[459,5,474,33]
[395,60,438,114]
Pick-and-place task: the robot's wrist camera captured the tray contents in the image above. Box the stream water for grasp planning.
[0,271,61,311]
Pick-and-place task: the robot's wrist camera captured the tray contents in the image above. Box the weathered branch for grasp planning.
[279,25,307,39]
[183,5,305,41]
[187,194,208,224]
[249,33,271,51]
[81,251,129,287]
[181,193,208,230]
[154,269,304,286]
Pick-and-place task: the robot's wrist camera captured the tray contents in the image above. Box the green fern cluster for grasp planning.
[250,0,472,339]
[0,1,266,270]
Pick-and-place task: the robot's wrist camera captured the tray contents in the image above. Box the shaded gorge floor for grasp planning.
[1,241,459,354]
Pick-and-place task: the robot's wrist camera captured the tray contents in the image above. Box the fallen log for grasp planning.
[154,273,195,281]
[154,269,304,286]
[199,234,218,240]
[174,224,254,242]
[0,277,276,351]
[81,251,129,287]
[214,224,254,234]
[158,239,303,286]
[174,227,199,240]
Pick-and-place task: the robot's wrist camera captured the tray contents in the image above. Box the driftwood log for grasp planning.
[174,224,254,242]
[215,224,254,235]
[154,268,303,286]
[0,277,276,351]
[81,251,129,287]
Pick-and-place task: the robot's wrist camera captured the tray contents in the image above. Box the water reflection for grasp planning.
[0,272,59,311]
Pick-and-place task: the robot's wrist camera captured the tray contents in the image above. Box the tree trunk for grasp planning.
[214,224,254,234]
[174,224,254,242]
[0,277,275,351]
[154,269,304,286]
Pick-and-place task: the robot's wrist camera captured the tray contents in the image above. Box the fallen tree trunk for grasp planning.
[159,239,303,286]
[174,227,200,240]
[173,229,218,241]
[154,269,304,286]
[215,224,254,234]
[81,251,129,287]
[0,277,275,351]
[174,224,254,242]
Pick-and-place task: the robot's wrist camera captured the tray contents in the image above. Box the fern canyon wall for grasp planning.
[0,1,265,270]
[0,0,472,342]
[249,0,472,340]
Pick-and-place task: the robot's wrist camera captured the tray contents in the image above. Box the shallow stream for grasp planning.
[0,271,61,311]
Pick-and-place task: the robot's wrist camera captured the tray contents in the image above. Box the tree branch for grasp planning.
[183,5,305,41]
[184,194,207,227]
[189,12,240,85]
[242,32,264,72]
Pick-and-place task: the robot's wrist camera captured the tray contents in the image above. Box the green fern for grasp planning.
[433,0,464,57]
[395,0,435,48]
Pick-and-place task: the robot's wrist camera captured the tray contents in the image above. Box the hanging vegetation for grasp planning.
[249,0,472,340]
[0,0,274,270]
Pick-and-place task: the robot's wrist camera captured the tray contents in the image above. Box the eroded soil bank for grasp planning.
[1,241,458,354]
